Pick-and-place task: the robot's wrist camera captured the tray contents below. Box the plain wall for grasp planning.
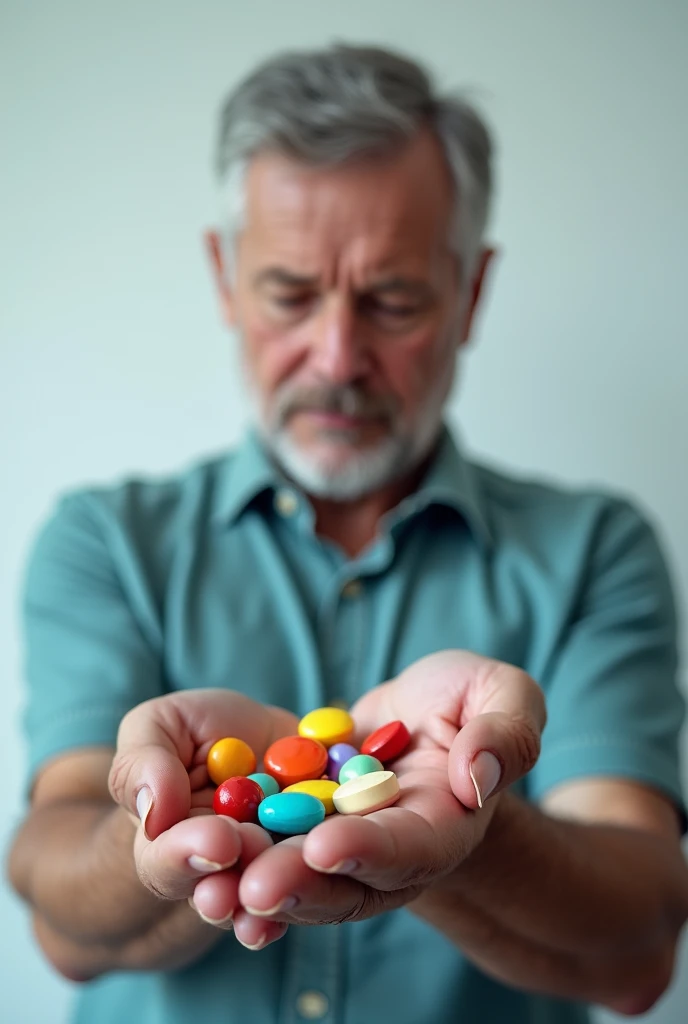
[2,2,687,1022]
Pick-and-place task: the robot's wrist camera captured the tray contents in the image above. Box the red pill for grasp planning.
[263,735,328,788]
[360,720,411,763]
[213,776,264,823]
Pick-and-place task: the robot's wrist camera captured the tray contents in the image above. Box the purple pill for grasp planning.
[327,742,359,781]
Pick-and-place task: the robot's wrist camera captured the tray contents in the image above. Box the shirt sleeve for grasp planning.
[21,491,164,789]
[527,498,687,828]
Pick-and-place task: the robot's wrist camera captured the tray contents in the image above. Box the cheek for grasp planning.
[380,327,453,403]
[241,313,307,391]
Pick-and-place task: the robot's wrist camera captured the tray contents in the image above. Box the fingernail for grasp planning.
[237,933,267,951]
[305,857,359,875]
[196,907,234,927]
[469,751,502,808]
[245,895,298,917]
[187,854,238,874]
[135,786,153,839]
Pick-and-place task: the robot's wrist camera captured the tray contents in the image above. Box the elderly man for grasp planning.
[9,44,688,1024]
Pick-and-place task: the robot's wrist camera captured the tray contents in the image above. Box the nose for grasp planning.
[310,294,370,384]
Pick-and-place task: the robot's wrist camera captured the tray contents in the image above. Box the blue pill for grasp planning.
[247,772,280,798]
[258,792,326,834]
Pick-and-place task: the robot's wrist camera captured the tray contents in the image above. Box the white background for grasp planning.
[2,2,687,1022]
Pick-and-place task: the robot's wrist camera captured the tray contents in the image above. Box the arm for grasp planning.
[7,749,227,980]
[412,781,688,1016]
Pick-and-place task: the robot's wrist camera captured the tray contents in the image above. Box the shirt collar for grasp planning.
[211,424,492,549]
[386,425,493,549]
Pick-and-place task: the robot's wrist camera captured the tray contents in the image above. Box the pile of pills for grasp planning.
[207,707,411,836]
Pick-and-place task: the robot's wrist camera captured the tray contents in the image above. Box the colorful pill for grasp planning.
[258,792,326,834]
[326,742,359,781]
[247,772,280,798]
[338,753,384,784]
[283,779,339,815]
[360,720,410,763]
[298,706,354,747]
[207,737,257,785]
[213,776,264,823]
[263,735,328,788]
[333,770,401,815]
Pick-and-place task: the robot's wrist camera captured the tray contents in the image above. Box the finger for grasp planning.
[448,662,546,809]
[238,836,370,926]
[189,823,274,927]
[135,813,243,899]
[109,690,298,839]
[232,910,289,951]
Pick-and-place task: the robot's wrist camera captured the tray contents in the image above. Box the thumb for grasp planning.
[448,663,546,810]
[108,696,193,840]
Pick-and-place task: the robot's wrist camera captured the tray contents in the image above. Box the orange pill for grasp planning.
[263,735,328,788]
[207,737,257,785]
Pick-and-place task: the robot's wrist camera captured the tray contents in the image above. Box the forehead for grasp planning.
[239,131,455,276]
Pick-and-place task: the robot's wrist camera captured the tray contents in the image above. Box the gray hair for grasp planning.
[215,44,493,282]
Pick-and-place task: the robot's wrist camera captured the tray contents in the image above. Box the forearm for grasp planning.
[412,793,688,1011]
[8,801,216,977]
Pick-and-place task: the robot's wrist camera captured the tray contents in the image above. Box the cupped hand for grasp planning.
[235,650,545,945]
[108,689,298,948]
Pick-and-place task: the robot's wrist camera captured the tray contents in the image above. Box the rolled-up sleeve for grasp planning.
[21,492,164,787]
[529,499,686,826]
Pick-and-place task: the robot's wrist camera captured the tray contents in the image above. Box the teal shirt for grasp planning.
[22,426,685,1024]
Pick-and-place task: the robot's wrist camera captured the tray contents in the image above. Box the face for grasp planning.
[209,130,492,499]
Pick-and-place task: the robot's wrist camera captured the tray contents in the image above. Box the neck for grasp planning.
[308,455,432,559]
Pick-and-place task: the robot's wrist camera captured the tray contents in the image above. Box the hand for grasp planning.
[235,650,546,947]
[108,690,299,949]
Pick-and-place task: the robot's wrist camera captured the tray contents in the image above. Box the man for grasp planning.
[8,43,688,1024]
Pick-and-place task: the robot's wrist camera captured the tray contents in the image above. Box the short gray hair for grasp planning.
[215,44,493,281]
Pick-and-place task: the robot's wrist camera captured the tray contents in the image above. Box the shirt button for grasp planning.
[274,489,299,517]
[341,578,363,599]
[295,989,329,1020]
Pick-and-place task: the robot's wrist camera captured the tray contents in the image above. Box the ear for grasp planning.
[204,229,236,327]
[458,246,497,347]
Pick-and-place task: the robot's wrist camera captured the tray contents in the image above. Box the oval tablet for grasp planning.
[284,779,339,815]
[263,735,328,788]
[326,742,359,781]
[213,776,264,823]
[247,772,280,798]
[207,737,257,785]
[333,770,401,815]
[338,753,384,784]
[298,707,354,748]
[258,792,326,834]
[360,721,410,763]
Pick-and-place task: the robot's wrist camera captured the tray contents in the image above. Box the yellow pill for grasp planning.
[283,779,339,815]
[298,707,354,748]
[333,770,400,815]
[207,737,257,786]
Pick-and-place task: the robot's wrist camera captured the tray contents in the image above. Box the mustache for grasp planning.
[274,384,400,426]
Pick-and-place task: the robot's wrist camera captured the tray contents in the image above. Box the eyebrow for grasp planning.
[254,268,320,289]
[253,267,433,299]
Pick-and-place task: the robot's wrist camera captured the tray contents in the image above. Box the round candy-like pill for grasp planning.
[258,792,326,834]
[360,720,411,763]
[298,706,354,748]
[333,770,401,815]
[284,779,339,815]
[338,753,384,784]
[213,776,264,823]
[207,737,257,785]
[247,772,280,798]
[326,742,359,781]
[263,735,328,788]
